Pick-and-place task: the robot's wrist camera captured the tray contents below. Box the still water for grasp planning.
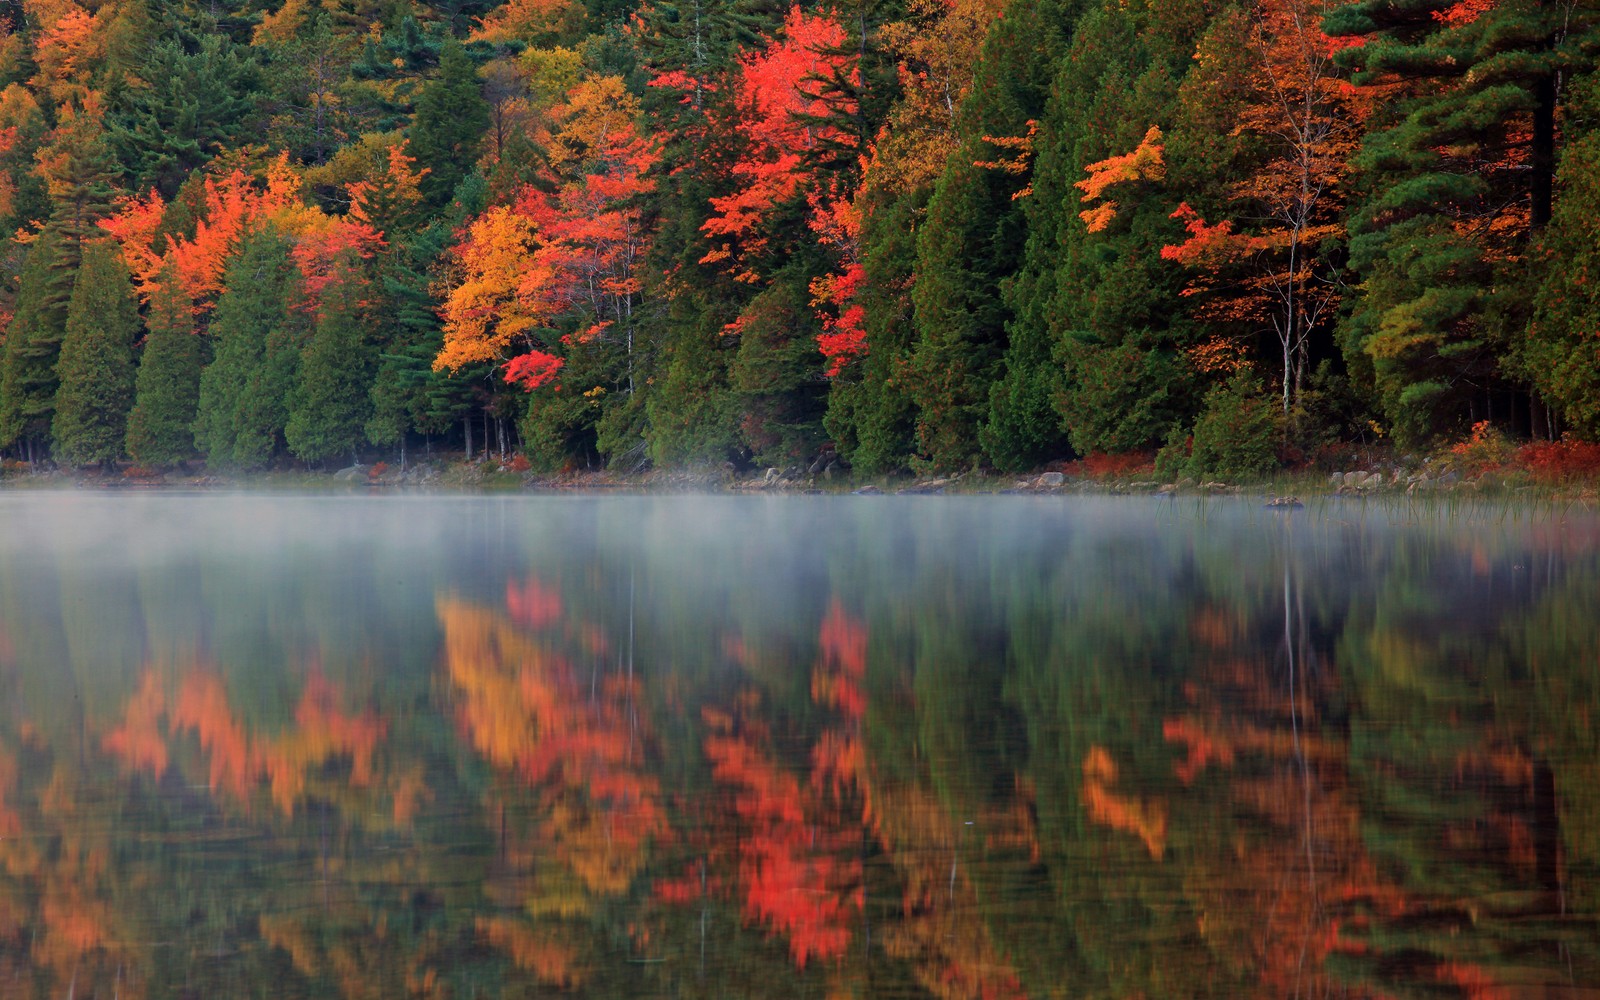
[0,491,1597,998]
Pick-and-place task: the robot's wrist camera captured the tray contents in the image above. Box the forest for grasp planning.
[0,0,1595,475]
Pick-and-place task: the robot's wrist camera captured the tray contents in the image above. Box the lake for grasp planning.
[1,491,1597,998]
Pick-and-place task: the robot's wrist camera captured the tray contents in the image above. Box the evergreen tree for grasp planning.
[51,241,139,466]
[1007,0,1211,458]
[126,263,207,467]
[286,254,377,464]
[193,228,303,469]
[0,231,71,460]
[108,34,260,197]
[408,39,490,205]
[823,187,922,474]
[908,0,1070,469]
[1326,0,1600,443]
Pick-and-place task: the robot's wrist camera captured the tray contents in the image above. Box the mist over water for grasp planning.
[0,491,1597,998]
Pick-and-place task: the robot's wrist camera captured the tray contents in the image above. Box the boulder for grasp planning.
[1039,471,1065,487]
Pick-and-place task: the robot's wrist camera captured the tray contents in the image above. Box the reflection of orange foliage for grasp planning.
[0,748,17,837]
[39,888,106,966]
[505,576,563,630]
[477,916,585,987]
[438,597,664,894]
[873,784,1029,1000]
[172,670,254,801]
[259,913,321,979]
[1082,746,1167,859]
[260,672,386,815]
[103,668,169,776]
[171,668,386,815]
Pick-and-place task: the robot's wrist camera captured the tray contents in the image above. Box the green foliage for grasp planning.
[408,39,491,206]
[1521,131,1600,439]
[0,231,71,456]
[51,241,139,466]
[1180,369,1280,480]
[126,265,207,467]
[1327,0,1600,445]
[1060,338,1190,455]
[108,34,261,197]
[725,276,828,467]
[286,259,377,464]
[193,228,304,469]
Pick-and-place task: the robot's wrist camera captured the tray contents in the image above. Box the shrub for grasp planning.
[1448,421,1516,474]
[1062,450,1156,479]
[1516,436,1600,481]
[1183,371,1281,479]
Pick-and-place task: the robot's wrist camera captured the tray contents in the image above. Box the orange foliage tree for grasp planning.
[1160,0,1367,411]
[436,76,659,394]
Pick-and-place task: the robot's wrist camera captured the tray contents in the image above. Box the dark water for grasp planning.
[1,491,1598,999]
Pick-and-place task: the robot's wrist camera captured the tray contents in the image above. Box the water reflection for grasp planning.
[0,492,1597,997]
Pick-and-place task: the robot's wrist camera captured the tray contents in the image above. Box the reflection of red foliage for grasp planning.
[507,576,564,629]
[813,600,865,719]
[1163,716,1235,784]
[703,707,859,967]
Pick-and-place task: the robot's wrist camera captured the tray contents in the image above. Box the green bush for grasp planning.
[1188,370,1281,478]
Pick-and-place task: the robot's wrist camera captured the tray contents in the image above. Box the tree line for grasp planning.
[0,0,1596,474]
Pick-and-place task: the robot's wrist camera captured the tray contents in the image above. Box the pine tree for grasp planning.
[126,263,207,467]
[51,241,139,467]
[1326,0,1600,442]
[408,39,491,206]
[108,34,260,197]
[0,230,72,461]
[193,228,303,469]
[286,253,377,464]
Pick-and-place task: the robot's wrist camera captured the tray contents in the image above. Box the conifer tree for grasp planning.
[286,253,376,464]
[1326,0,1600,442]
[409,39,490,206]
[908,0,1070,469]
[0,230,73,461]
[108,34,260,197]
[52,240,139,467]
[193,228,303,469]
[126,263,207,467]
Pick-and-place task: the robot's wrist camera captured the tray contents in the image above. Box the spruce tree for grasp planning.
[51,241,139,467]
[286,255,377,464]
[193,228,303,469]
[126,263,207,467]
[408,39,490,206]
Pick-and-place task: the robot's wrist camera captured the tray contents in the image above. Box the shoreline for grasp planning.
[5,458,1599,506]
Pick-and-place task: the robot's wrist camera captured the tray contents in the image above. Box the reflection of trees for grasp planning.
[438,584,665,990]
